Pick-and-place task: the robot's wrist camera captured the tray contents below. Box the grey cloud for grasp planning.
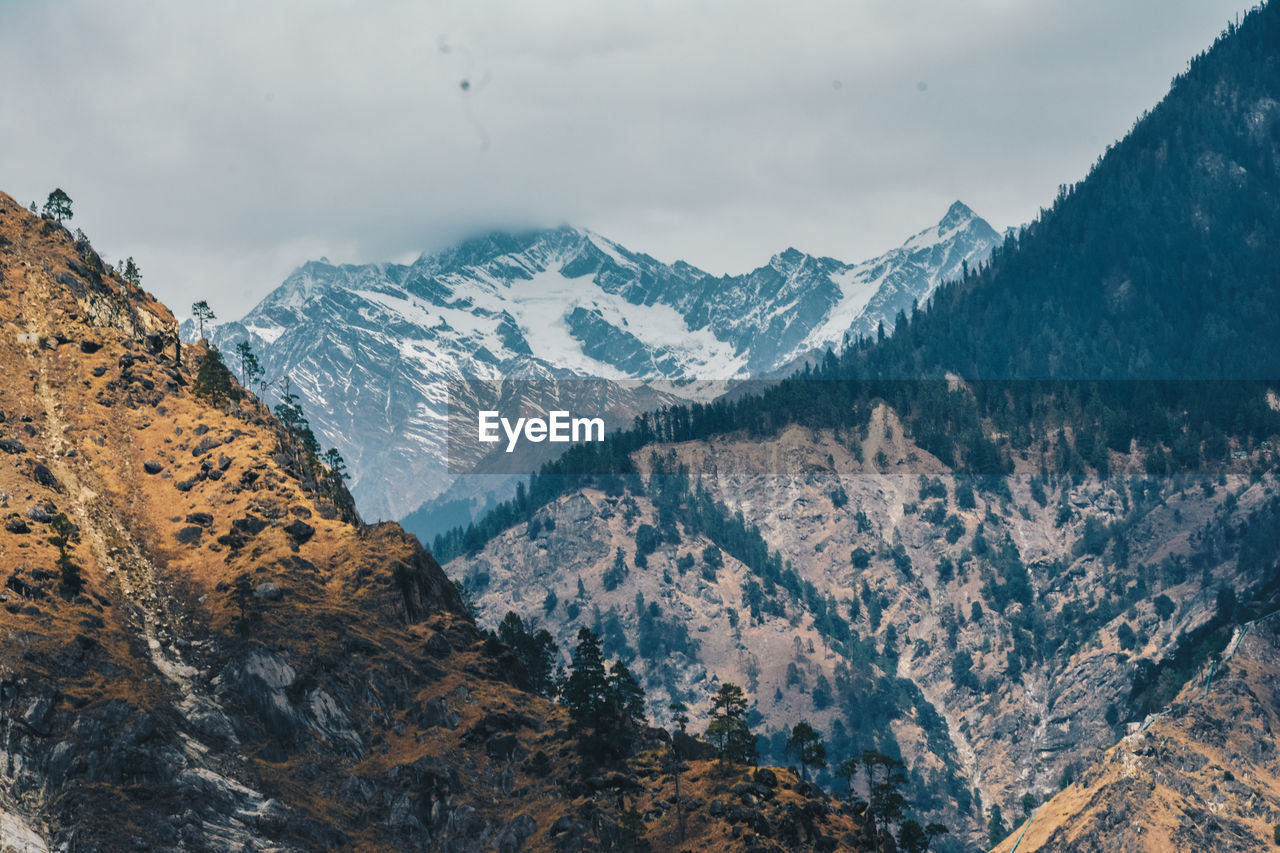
[0,0,1253,319]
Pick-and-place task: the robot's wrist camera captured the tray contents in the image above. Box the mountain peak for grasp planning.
[769,246,808,269]
[939,200,977,229]
[896,200,995,254]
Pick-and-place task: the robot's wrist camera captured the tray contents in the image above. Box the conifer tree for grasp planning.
[42,188,72,222]
[49,513,83,595]
[988,803,1008,846]
[560,628,648,766]
[191,300,216,340]
[496,611,559,697]
[705,682,756,770]
[667,700,690,842]
[122,257,141,287]
[230,574,255,635]
[192,347,236,407]
[234,340,264,392]
[785,720,827,781]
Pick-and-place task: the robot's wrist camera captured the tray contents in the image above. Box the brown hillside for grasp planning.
[0,192,871,852]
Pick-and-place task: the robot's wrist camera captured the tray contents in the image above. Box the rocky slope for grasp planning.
[992,612,1280,852]
[199,205,998,525]
[451,406,1280,850]
[0,192,872,852]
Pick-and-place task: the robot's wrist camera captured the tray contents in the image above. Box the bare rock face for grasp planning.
[993,617,1280,852]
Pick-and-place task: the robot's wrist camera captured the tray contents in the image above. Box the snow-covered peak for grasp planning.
[900,201,993,253]
[210,203,999,522]
[939,199,979,229]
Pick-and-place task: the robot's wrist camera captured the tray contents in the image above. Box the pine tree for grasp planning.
[230,574,255,635]
[609,661,646,726]
[497,611,559,697]
[192,347,236,407]
[42,188,73,222]
[602,546,628,591]
[191,300,216,340]
[897,820,949,853]
[869,754,908,829]
[234,340,264,392]
[705,682,756,770]
[322,448,350,505]
[562,628,645,765]
[988,803,1008,845]
[122,257,141,287]
[49,513,83,596]
[785,720,827,781]
[667,700,690,842]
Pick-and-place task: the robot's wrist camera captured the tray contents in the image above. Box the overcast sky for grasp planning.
[0,0,1254,320]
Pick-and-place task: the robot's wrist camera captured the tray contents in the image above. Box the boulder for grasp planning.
[254,582,283,601]
[173,526,203,545]
[30,463,61,491]
[192,434,224,457]
[495,815,537,853]
[413,697,459,730]
[284,519,315,545]
[25,503,55,523]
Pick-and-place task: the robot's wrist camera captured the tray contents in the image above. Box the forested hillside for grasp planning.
[440,6,1280,850]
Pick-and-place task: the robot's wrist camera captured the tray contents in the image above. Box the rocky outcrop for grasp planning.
[993,615,1280,852]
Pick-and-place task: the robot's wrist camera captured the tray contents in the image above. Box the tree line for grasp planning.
[497,614,950,852]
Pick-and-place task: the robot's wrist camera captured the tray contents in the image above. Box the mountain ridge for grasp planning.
[198,204,998,524]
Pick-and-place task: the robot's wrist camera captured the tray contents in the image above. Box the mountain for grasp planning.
[839,25,1280,383]
[992,611,1280,852]
[199,205,998,525]
[450,406,1280,849]
[0,193,875,851]
[443,5,1280,850]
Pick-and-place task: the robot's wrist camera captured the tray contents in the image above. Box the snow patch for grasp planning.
[245,324,286,345]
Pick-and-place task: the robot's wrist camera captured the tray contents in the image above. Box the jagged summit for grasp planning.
[939,199,978,228]
[204,203,999,522]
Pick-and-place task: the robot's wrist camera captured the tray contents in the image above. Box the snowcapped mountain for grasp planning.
[199,202,998,524]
